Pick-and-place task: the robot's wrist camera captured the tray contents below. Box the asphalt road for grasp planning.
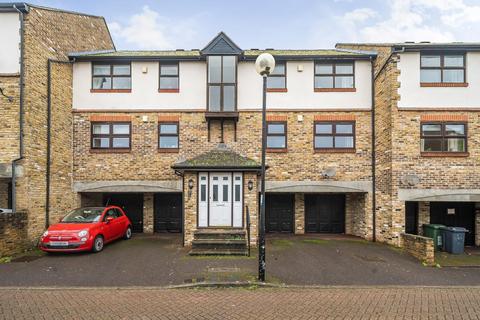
[1,234,480,287]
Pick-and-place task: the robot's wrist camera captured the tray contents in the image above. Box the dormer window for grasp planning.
[207,56,237,112]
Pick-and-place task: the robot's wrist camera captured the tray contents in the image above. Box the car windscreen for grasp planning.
[61,208,104,223]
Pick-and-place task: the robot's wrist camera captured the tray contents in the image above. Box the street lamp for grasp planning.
[255,53,275,282]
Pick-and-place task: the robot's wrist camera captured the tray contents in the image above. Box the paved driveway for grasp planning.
[1,234,480,286]
[2,287,480,319]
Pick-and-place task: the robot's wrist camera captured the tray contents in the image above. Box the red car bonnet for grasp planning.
[48,222,98,232]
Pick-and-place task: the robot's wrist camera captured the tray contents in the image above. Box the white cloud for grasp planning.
[108,6,201,50]
[342,8,377,24]
[332,0,480,44]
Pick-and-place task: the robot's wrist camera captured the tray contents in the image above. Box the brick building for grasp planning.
[2,3,479,256]
[70,32,376,250]
[338,42,480,247]
[0,2,114,255]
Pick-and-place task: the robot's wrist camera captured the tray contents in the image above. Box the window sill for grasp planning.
[90,148,131,153]
[205,112,239,120]
[420,83,469,87]
[314,88,356,92]
[158,148,180,153]
[90,89,132,93]
[158,89,179,93]
[266,148,287,153]
[266,88,288,93]
[421,152,469,157]
[314,148,356,153]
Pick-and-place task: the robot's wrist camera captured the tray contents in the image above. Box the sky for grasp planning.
[18,0,480,50]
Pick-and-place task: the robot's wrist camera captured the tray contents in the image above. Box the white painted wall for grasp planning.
[398,52,480,108]
[238,60,372,110]
[73,61,207,110]
[0,12,21,74]
[73,60,372,110]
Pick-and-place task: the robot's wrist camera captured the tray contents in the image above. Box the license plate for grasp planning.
[49,241,69,246]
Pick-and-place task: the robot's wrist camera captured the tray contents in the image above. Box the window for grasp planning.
[103,209,117,221]
[314,122,355,150]
[420,53,465,83]
[114,208,124,217]
[158,122,179,150]
[421,122,466,153]
[159,62,179,91]
[267,62,286,90]
[91,122,131,150]
[267,122,287,150]
[314,61,354,90]
[92,63,131,90]
[207,56,236,112]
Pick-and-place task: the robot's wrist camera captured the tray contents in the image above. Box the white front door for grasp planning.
[209,173,232,226]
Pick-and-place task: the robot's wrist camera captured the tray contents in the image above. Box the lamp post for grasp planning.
[255,53,275,282]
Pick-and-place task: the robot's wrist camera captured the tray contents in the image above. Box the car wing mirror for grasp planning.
[106,216,114,223]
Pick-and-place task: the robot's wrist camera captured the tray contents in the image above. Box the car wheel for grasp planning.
[92,235,104,253]
[124,226,132,240]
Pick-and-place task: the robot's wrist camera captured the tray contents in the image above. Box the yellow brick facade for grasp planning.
[73,111,373,244]
[0,5,115,255]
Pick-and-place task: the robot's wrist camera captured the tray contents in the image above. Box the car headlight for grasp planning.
[42,230,49,238]
[78,230,88,237]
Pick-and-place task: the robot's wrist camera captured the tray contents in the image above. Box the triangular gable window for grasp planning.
[201,32,242,55]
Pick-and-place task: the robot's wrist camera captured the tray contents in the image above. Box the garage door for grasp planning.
[430,202,475,246]
[154,193,182,233]
[266,194,294,233]
[305,194,345,233]
[103,193,144,233]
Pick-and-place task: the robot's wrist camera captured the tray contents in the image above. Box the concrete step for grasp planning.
[193,229,246,240]
[189,248,248,256]
[192,239,246,245]
[192,241,247,251]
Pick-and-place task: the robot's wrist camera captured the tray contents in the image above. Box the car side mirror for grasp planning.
[106,216,114,223]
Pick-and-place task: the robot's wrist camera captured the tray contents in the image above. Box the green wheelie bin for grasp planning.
[422,224,445,251]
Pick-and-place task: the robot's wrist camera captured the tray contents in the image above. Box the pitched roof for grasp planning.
[70,48,375,61]
[172,145,261,172]
[336,42,480,52]
[201,32,242,55]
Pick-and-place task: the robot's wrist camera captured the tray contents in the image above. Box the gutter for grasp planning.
[11,4,26,213]
[45,58,74,228]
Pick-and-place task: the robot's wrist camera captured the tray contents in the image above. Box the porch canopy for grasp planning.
[171,145,262,173]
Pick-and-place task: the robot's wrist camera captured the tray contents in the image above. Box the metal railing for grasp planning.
[246,205,251,257]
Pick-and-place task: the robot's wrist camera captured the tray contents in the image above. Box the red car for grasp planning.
[39,206,132,253]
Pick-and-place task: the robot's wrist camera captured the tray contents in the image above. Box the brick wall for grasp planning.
[418,202,430,235]
[400,233,435,266]
[73,110,372,244]
[345,193,372,240]
[0,211,28,257]
[0,180,9,208]
[0,75,20,164]
[73,111,372,182]
[294,193,305,234]
[11,6,114,245]
[183,173,196,244]
[244,172,258,245]
[143,193,154,233]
